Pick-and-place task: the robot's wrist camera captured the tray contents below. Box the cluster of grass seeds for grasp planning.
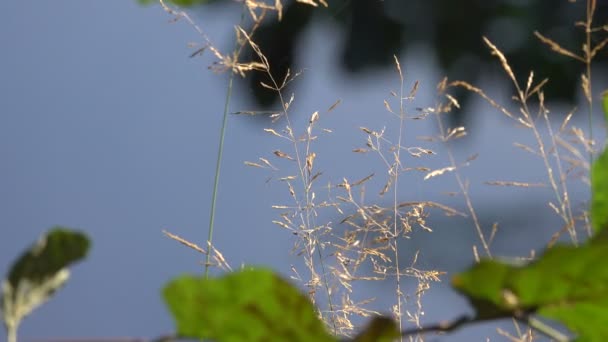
[157,0,606,340]
[242,51,484,339]
[323,60,461,337]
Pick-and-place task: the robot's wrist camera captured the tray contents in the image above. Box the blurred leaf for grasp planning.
[453,241,608,340]
[1,228,90,341]
[451,260,513,320]
[163,268,336,342]
[352,316,399,342]
[592,147,608,235]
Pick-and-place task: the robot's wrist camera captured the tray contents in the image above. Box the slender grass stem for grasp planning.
[585,0,594,166]
[526,316,570,342]
[7,325,16,342]
[204,4,247,279]
[393,57,405,339]
[205,74,234,278]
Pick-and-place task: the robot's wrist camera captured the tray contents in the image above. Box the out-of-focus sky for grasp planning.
[1,1,605,340]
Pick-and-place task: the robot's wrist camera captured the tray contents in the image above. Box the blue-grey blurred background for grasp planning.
[1,0,606,341]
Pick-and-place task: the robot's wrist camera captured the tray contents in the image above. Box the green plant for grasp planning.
[1,228,90,342]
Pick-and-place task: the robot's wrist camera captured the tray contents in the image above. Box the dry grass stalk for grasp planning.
[434,80,493,258]
[452,28,600,244]
[163,230,232,272]
[484,181,547,188]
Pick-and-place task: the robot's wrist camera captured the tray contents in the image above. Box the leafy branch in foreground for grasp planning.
[164,268,400,342]
[162,214,608,341]
[452,236,608,341]
[1,228,90,342]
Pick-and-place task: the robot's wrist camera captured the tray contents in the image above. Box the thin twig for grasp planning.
[400,315,473,337]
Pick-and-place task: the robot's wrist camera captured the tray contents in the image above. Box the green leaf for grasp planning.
[453,241,608,341]
[1,228,90,342]
[352,316,400,342]
[163,268,336,342]
[592,148,608,235]
[451,260,514,320]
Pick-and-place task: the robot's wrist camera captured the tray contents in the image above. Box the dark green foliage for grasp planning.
[453,242,608,341]
[2,228,90,342]
[163,268,336,342]
[592,148,608,235]
[6,228,90,288]
[352,316,400,342]
[163,269,404,341]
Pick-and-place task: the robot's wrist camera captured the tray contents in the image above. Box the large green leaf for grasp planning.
[593,90,608,239]
[1,228,90,342]
[453,241,608,341]
[163,268,336,342]
[592,148,608,235]
[352,316,399,342]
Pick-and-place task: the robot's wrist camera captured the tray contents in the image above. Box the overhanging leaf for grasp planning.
[453,241,608,341]
[450,260,513,320]
[163,268,335,342]
[1,227,90,342]
[592,148,608,235]
[352,316,400,342]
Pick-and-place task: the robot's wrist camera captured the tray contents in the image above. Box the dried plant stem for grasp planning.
[534,0,605,237]
[521,97,577,243]
[260,55,337,334]
[457,36,583,244]
[525,316,570,342]
[284,98,337,333]
[398,314,569,342]
[541,102,577,242]
[7,326,16,342]
[584,0,594,165]
[400,315,472,337]
[433,94,492,258]
[392,57,405,338]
